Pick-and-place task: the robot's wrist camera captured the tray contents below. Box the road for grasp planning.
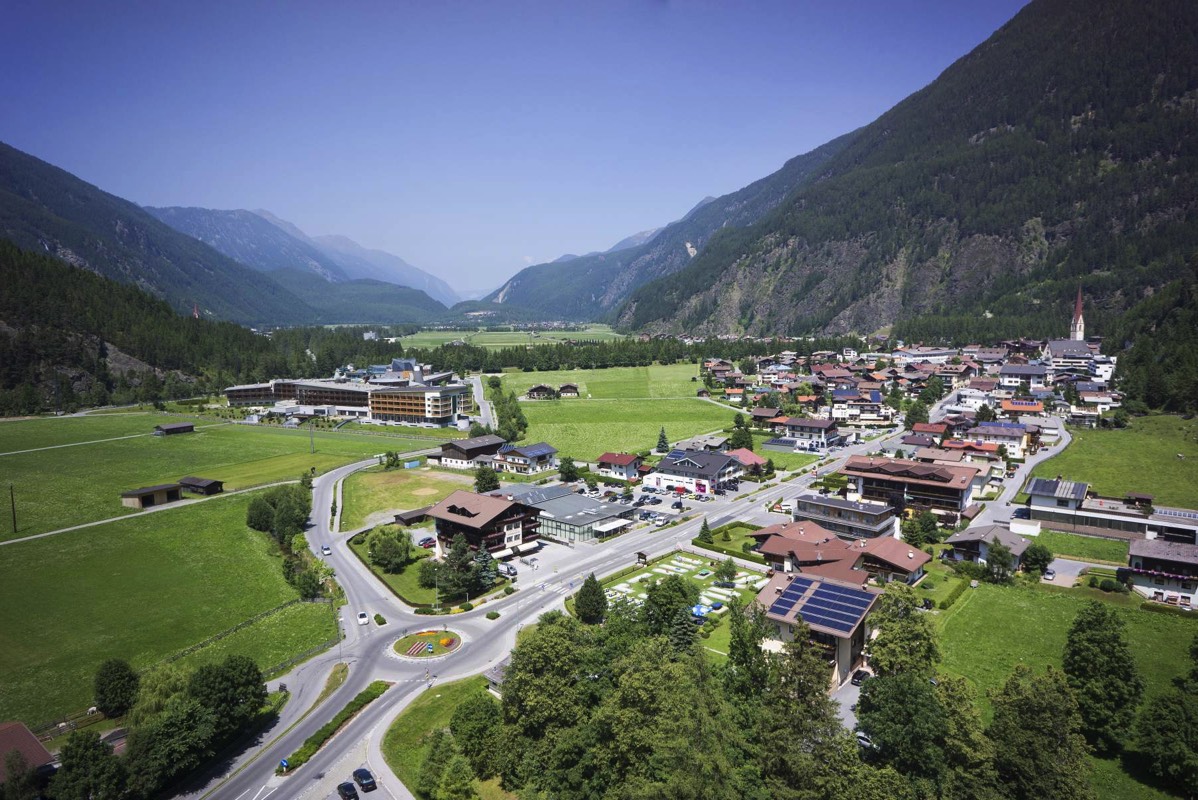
[470,375,494,429]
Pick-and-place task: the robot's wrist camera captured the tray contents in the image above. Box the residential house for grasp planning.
[750,407,781,427]
[770,417,841,449]
[944,524,1032,567]
[911,422,948,440]
[839,456,980,518]
[677,433,730,452]
[493,442,558,475]
[727,447,768,474]
[558,383,580,398]
[1125,539,1198,607]
[1000,399,1044,418]
[525,384,557,400]
[426,490,541,558]
[436,434,507,470]
[792,493,901,540]
[752,519,930,585]
[596,452,643,481]
[998,364,1048,391]
[0,722,53,783]
[643,450,742,495]
[963,423,1028,459]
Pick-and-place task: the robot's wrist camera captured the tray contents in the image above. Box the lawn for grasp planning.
[349,534,437,605]
[0,412,205,452]
[381,675,512,800]
[341,467,468,530]
[937,582,1195,799]
[0,493,326,724]
[1029,415,1198,509]
[401,324,623,350]
[500,362,701,399]
[171,601,337,676]
[692,523,766,564]
[0,417,417,539]
[517,398,731,461]
[337,422,469,440]
[1036,529,1131,564]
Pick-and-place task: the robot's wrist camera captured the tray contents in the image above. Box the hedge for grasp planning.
[939,579,968,610]
[1140,602,1198,618]
[278,681,389,771]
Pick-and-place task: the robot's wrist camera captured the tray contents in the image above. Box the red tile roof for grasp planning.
[597,452,640,466]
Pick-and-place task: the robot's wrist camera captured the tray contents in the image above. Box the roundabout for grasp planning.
[391,629,463,660]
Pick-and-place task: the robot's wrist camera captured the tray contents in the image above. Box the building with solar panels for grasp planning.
[1026,477,1198,544]
[756,572,880,685]
[492,442,558,475]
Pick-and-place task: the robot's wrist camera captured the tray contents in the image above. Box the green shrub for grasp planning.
[278,681,389,771]
[373,613,387,626]
[415,607,436,615]
[486,611,500,620]
[503,585,515,596]
[1099,578,1118,592]
[460,602,474,612]
[1140,602,1198,617]
[939,579,968,610]
[699,630,710,639]
[1088,575,1099,588]
[352,533,367,546]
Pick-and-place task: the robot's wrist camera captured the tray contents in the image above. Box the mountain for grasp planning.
[484,132,856,318]
[245,212,459,306]
[0,141,313,325]
[144,206,350,282]
[265,268,447,324]
[619,0,1198,344]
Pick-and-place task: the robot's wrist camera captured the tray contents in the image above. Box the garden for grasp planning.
[394,630,462,658]
[340,465,467,530]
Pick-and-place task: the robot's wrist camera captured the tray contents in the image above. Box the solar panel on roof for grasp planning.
[770,596,800,616]
[666,449,687,461]
[799,610,857,634]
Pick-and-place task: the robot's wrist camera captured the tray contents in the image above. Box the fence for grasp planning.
[263,636,342,679]
[31,707,109,742]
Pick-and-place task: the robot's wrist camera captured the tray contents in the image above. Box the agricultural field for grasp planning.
[341,466,470,530]
[401,324,624,350]
[500,362,701,399]
[937,582,1196,800]
[0,413,423,539]
[1028,415,1198,509]
[517,398,731,462]
[0,493,330,724]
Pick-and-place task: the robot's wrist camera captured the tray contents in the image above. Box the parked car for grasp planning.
[1043,568,1056,581]
[519,556,541,569]
[654,518,667,527]
[418,536,436,548]
[855,731,876,750]
[352,768,377,792]
[321,544,332,556]
[357,611,369,626]
[713,580,736,589]
[337,782,360,800]
[851,669,871,686]
[649,497,662,505]
[498,563,518,577]
[671,500,684,509]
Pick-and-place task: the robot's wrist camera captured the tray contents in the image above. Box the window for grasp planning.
[1056,499,1070,508]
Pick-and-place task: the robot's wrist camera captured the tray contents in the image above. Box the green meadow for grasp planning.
[500,362,702,399]
[400,324,624,350]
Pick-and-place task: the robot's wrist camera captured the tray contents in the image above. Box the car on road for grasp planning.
[357,611,369,626]
[418,537,436,549]
[352,768,377,792]
[321,544,333,556]
[1043,568,1056,581]
[337,781,359,799]
[851,669,871,686]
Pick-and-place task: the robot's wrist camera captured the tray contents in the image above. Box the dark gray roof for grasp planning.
[1046,340,1093,359]
[497,484,575,504]
[795,493,893,517]
[655,451,738,480]
[121,483,182,497]
[1129,538,1198,567]
[999,364,1048,376]
[1026,477,1088,501]
[178,476,222,488]
[945,524,1032,557]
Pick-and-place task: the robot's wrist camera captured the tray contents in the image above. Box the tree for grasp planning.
[472,548,498,594]
[124,697,217,798]
[441,533,475,600]
[3,751,39,800]
[936,676,1002,800]
[575,573,607,625]
[246,496,274,532]
[989,666,1093,800]
[1133,688,1198,792]
[919,376,945,404]
[473,465,499,493]
[369,526,411,573]
[299,470,313,490]
[976,404,997,423]
[1062,601,1145,753]
[468,422,488,437]
[558,455,579,482]
[857,673,949,782]
[418,729,455,799]
[725,598,771,700]
[128,663,190,727]
[714,557,737,583]
[450,693,503,779]
[187,655,266,737]
[50,731,127,800]
[418,557,442,590]
[867,583,941,678]
[642,574,700,636]
[738,358,758,376]
[93,658,139,718]
[985,541,1016,584]
[583,473,597,491]
[294,568,323,600]
[1022,542,1053,575]
[729,426,754,450]
[657,426,669,452]
[668,607,697,654]
[697,517,713,545]
[905,400,929,428]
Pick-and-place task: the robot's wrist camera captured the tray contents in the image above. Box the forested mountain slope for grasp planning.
[0,142,314,325]
[265,268,447,324]
[484,131,857,318]
[619,0,1198,359]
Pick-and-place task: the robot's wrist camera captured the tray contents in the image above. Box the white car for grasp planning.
[321,544,332,556]
[357,611,369,626]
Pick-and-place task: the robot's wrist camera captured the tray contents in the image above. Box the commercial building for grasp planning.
[426,490,540,558]
[839,456,980,518]
[497,484,633,544]
[368,384,469,426]
[1025,478,1198,543]
[791,494,900,540]
[642,450,743,495]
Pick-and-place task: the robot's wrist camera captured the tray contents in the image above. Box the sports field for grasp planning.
[1029,415,1198,508]
[401,324,624,350]
[341,466,470,530]
[500,363,701,399]
[0,493,333,724]
[937,582,1196,800]
[0,414,425,539]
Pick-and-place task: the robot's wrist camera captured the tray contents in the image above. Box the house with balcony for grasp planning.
[492,442,558,475]
[435,434,507,470]
[426,490,541,558]
[596,452,642,481]
[839,456,980,520]
[791,493,900,540]
[1125,539,1198,607]
[944,524,1032,567]
[642,450,742,495]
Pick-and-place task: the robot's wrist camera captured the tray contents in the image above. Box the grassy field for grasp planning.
[937,582,1195,799]
[518,398,731,461]
[0,493,327,724]
[401,324,624,350]
[0,414,418,539]
[1029,415,1198,508]
[349,534,437,605]
[337,422,468,440]
[381,675,512,800]
[1036,529,1131,564]
[500,363,701,399]
[692,523,766,564]
[341,467,468,530]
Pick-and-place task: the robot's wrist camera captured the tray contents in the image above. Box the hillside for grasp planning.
[483,132,857,318]
[619,0,1198,354]
[0,142,314,325]
[144,206,350,282]
[265,268,447,324]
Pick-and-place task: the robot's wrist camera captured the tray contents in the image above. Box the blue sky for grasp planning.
[1,1,1028,295]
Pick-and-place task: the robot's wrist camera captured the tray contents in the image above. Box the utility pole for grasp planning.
[309,419,315,454]
[9,484,15,535]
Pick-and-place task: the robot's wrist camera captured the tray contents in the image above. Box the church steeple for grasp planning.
[1070,286,1085,341]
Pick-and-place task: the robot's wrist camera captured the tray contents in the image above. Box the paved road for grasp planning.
[470,375,494,429]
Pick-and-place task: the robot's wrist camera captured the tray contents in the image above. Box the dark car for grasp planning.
[851,669,871,686]
[649,497,662,505]
[671,500,684,509]
[337,782,359,800]
[353,768,377,792]
[713,580,736,589]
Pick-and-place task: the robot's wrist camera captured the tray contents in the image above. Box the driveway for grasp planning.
[1043,556,1101,586]
[833,677,861,730]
